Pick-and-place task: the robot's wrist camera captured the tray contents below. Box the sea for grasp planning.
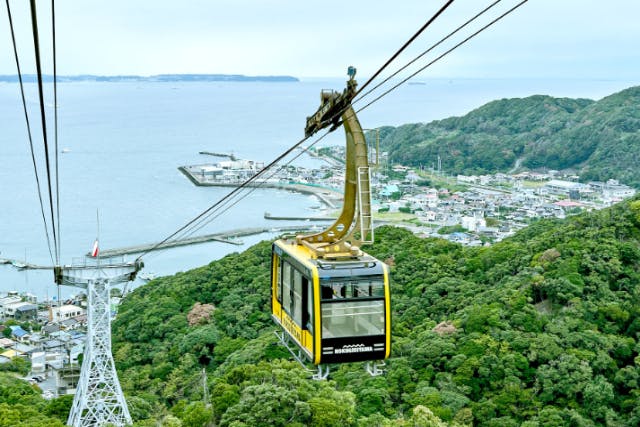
[0,76,637,300]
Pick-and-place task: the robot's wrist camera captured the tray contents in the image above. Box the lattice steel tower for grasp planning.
[55,258,141,427]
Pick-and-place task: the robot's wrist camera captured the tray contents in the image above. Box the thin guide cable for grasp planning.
[29,0,59,261]
[355,0,455,97]
[5,0,55,264]
[356,0,530,115]
[354,0,503,104]
[52,0,61,264]
[137,0,528,261]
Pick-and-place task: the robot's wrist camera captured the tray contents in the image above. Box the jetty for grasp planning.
[94,225,322,257]
[198,151,237,161]
[179,166,342,209]
[0,257,51,270]
[264,213,336,221]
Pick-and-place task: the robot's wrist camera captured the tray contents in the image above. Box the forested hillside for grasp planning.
[379,86,640,187]
[0,372,69,426]
[73,195,640,426]
[4,197,638,425]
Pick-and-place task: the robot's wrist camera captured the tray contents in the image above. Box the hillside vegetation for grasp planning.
[0,373,69,426]
[379,86,640,187]
[95,196,640,426]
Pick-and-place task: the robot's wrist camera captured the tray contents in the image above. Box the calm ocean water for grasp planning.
[0,77,637,299]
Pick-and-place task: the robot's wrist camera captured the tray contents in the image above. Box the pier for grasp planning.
[0,257,50,270]
[2,225,325,270]
[198,151,237,161]
[264,212,336,221]
[178,166,342,209]
[95,225,322,257]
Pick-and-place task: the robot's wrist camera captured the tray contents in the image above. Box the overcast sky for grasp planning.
[1,0,639,80]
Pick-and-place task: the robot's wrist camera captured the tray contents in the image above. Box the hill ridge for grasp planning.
[380,85,640,187]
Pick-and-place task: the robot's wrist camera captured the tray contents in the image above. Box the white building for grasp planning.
[461,215,486,232]
[43,305,86,322]
[4,301,37,318]
[0,296,22,317]
[457,175,479,184]
[602,180,636,199]
[544,179,590,197]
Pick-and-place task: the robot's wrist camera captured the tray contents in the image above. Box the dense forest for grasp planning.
[378,85,640,187]
[3,198,640,425]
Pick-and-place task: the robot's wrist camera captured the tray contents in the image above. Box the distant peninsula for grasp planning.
[0,73,299,83]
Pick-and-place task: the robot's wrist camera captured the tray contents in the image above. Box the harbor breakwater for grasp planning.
[178,166,342,209]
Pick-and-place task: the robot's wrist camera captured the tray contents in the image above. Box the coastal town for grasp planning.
[180,145,637,246]
[0,291,93,399]
[2,146,636,401]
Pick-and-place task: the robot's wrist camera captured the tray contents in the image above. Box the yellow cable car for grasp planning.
[271,68,391,378]
[271,239,391,365]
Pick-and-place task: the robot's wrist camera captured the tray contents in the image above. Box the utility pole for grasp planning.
[55,256,141,427]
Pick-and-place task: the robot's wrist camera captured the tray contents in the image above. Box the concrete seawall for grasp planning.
[264,213,336,221]
[178,166,342,209]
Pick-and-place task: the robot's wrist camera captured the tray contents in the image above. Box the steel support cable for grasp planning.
[139,147,320,262]
[135,134,315,260]
[167,134,331,247]
[51,0,62,310]
[137,0,522,260]
[354,0,455,98]
[141,139,329,263]
[29,0,59,261]
[136,4,456,259]
[356,0,529,116]
[174,0,529,244]
[354,0,503,105]
[5,0,55,264]
[52,0,61,264]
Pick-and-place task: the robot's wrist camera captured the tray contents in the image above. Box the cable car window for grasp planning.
[354,283,369,297]
[321,300,384,338]
[320,281,349,299]
[275,256,282,302]
[370,279,385,297]
[320,277,384,300]
[292,269,303,325]
[282,262,292,316]
[306,277,313,332]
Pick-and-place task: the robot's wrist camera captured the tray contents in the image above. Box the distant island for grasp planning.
[0,73,299,83]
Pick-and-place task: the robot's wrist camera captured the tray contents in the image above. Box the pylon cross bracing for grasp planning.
[57,258,141,427]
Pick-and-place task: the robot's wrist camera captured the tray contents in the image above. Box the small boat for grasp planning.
[61,148,71,153]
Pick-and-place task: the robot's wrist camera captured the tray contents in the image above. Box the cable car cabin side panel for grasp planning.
[271,241,317,362]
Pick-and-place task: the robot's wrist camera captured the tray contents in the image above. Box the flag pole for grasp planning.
[96,209,100,265]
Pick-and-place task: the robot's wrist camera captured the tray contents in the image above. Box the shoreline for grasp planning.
[178,166,342,209]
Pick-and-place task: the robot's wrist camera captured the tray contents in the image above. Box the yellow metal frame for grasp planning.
[272,69,391,368]
[383,262,391,359]
[298,75,373,260]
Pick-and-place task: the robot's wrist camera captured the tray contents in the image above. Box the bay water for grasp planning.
[0,77,636,299]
